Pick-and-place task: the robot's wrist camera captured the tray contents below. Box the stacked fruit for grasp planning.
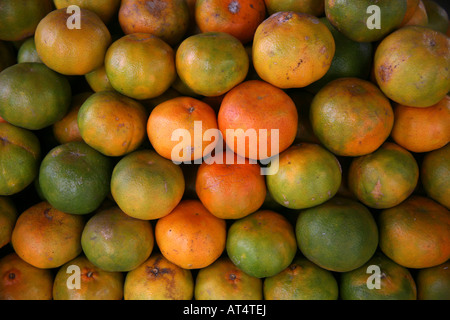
[0,0,449,300]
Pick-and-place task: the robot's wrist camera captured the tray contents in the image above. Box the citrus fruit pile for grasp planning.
[0,0,449,301]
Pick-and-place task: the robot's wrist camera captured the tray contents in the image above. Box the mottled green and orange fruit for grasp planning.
[111,150,185,220]
[0,253,54,300]
[11,201,85,269]
[85,65,115,93]
[176,32,249,97]
[264,0,324,16]
[416,260,450,300]
[0,0,53,41]
[0,196,17,249]
[340,252,417,300]
[325,0,407,42]
[226,210,297,278]
[400,0,420,26]
[53,255,124,300]
[310,78,394,157]
[374,25,449,108]
[348,142,419,209]
[35,8,112,75]
[195,256,263,300]
[401,0,428,27]
[264,257,339,300]
[378,196,450,269]
[266,143,342,210]
[54,0,121,24]
[0,122,41,196]
[252,11,335,89]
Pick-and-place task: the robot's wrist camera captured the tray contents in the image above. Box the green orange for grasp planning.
[416,260,450,300]
[0,196,17,249]
[17,37,42,63]
[423,0,449,33]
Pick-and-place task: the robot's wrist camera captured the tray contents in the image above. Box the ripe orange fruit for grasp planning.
[263,256,339,300]
[0,253,54,300]
[110,150,185,220]
[416,260,450,300]
[266,143,342,210]
[195,0,266,44]
[53,0,121,24]
[147,96,218,162]
[218,80,298,160]
[195,150,266,219]
[226,210,297,278]
[0,196,17,249]
[348,142,419,209]
[78,91,148,157]
[105,33,176,100]
[119,0,190,46]
[81,207,154,272]
[124,253,194,300]
[84,65,115,93]
[296,196,379,272]
[35,8,112,76]
[310,77,394,157]
[374,25,450,108]
[264,0,325,17]
[252,11,335,89]
[11,201,85,269]
[195,256,263,300]
[402,0,429,27]
[0,0,53,42]
[400,0,420,26]
[378,195,450,269]
[53,255,124,300]
[176,32,249,97]
[390,96,450,153]
[155,199,227,269]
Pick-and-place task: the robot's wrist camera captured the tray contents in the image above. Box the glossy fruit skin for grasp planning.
[38,141,112,215]
[111,150,185,220]
[124,253,194,300]
[0,63,72,130]
[378,196,450,269]
[266,143,342,210]
[0,196,17,249]
[195,256,263,300]
[416,260,450,300]
[0,122,41,196]
[340,252,417,300]
[374,25,450,108]
[264,257,339,300]
[81,207,154,272]
[401,0,429,27]
[226,210,297,278]
[53,255,124,300]
[296,196,379,272]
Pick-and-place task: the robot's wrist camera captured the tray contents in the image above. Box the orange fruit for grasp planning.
[310,77,394,157]
[155,199,227,269]
[421,143,450,209]
[325,0,407,42]
[195,0,267,44]
[226,210,297,278]
[53,0,121,24]
[17,37,42,63]
[147,96,219,162]
[0,62,72,130]
[296,196,379,272]
[110,150,185,220]
[176,32,249,97]
[263,256,339,300]
[81,206,154,272]
[402,0,429,27]
[218,80,298,160]
[400,0,421,26]
[348,142,419,209]
[35,8,112,76]
[373,25,450,108]
[119,0,190,46]
[378,195,450,269]
[252,11,335,89]
[105,33,176,100]
[195,150,266,219]
[84,65,115,93]
[0,0,53,42]
[390,96,450,153]
[266,143,342,210]
[124,253,194,300]
[53,255,124,300]
[264,0,325,17]
[416,260,450,300]
[52,92,92,145]
[78,90,148,157]
[11,201,85,269]
[340,251,417,300]
[0,122,41,196]
[0,196,17,249]
[423,0,449,33]
[195,256,263,300]
[0,253,54,300]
